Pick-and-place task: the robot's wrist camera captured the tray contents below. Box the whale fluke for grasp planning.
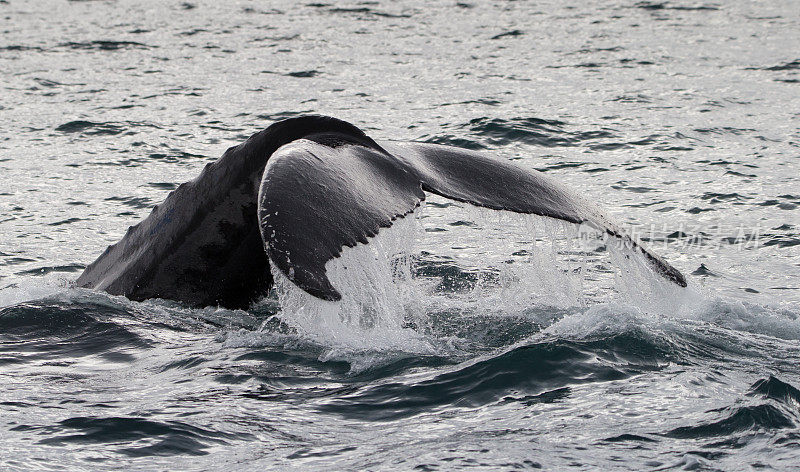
[397,142,686,289]
[78,115,686,308]
[259,132,686,302]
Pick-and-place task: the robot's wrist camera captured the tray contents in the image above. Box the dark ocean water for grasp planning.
[1,0,799,470]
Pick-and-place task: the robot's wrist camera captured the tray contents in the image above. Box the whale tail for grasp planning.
[258,122,686,302]
[78,115,686,308]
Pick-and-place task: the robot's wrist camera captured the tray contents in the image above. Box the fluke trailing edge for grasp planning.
[76,115,687,308]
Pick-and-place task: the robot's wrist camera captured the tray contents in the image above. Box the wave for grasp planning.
[0,298,151,365]
[665,376,800,439]
[29,416,251,456]
[317,330,677,421]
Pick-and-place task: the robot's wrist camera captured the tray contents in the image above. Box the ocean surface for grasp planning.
[1,0,799,470]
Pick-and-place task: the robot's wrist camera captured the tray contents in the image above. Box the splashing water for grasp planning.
[270,213,432,354]
[269,199,693,355]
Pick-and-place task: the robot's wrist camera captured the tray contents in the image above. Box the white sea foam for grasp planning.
[0,274,74,308]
